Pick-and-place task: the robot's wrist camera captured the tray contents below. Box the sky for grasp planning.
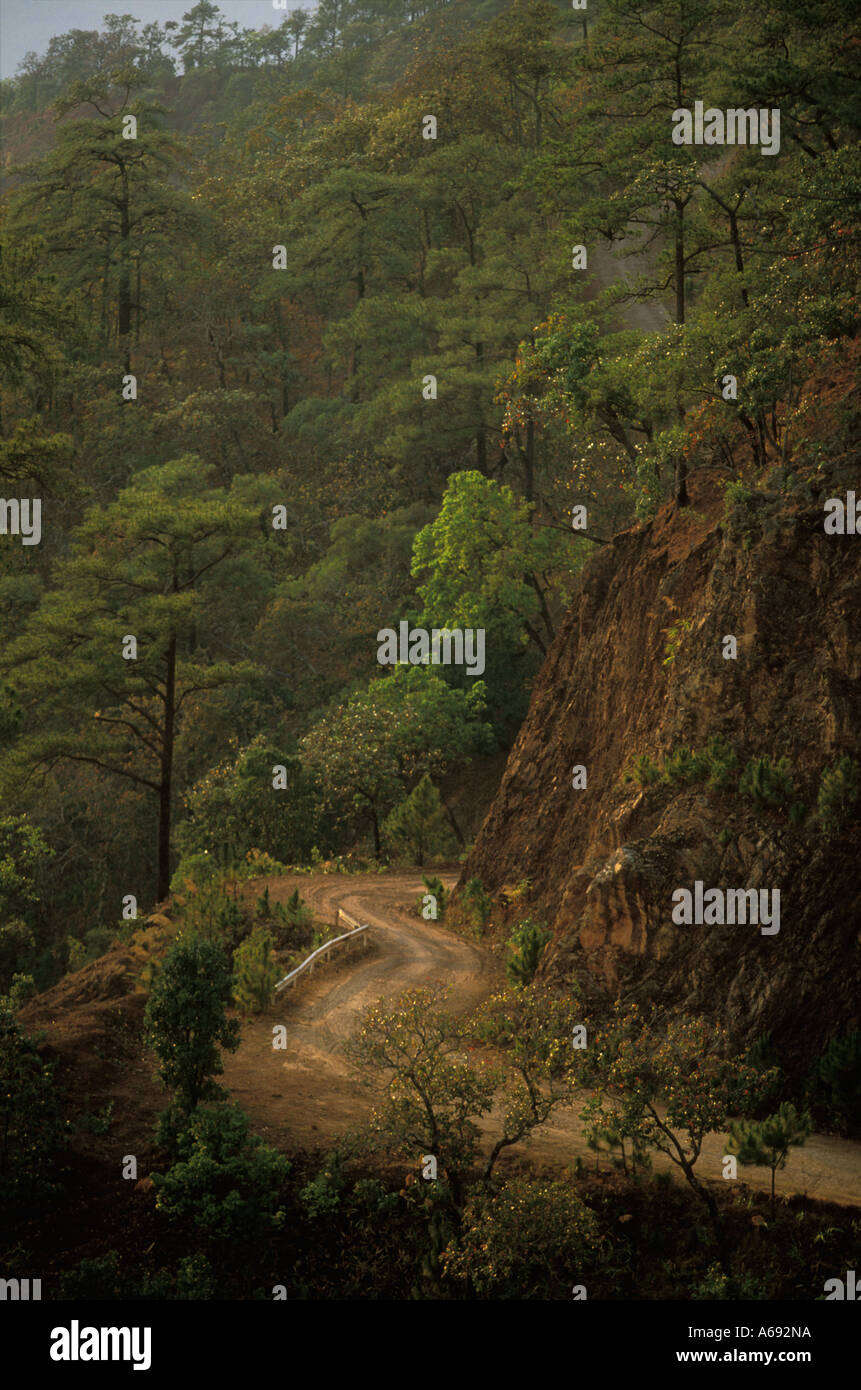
[0,0,314,79]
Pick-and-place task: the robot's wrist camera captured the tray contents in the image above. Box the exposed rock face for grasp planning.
[459,469,861,1074]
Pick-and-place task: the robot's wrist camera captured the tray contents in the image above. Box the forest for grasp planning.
[0,0,858,1307]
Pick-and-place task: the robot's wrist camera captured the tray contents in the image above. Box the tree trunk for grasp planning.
[674,199,685,326]
[118,165,132,375]
[157,634,177,902]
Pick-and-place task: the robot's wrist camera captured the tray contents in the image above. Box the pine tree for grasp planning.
[0,458,261,901]
[10,70,196,369]
[383,773,456,866]
[233,926,280,1015]
[727,1102,812,1214]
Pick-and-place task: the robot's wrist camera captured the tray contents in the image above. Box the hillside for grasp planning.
[460,454,861,1075]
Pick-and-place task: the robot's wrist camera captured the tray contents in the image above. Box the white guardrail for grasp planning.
[274,908,370,995]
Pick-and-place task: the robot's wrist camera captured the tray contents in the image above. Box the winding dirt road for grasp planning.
[221,872,861,1209]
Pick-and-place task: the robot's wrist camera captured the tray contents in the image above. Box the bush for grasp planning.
[628,753,661,786]
[462,877,493,936]
[175,736,321,869]
[151,1104,290,1252]
[1,972,36,1011]
[662,616,694,666]
[817,755,860,833]
[739,755,796,812]
[0,1002,68,1219]
[233,926,280,1015]
[58,1252,125,1301]
[663,746,707,783]
[701,735,738,791]
[506,919,549,985]
[442,1177,601,1297]
[420,874,448,919]
[806,1030,861,1137]
[283,888,311,928]
[175,879,246,952]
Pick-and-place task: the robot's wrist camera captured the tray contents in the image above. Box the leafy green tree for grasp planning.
[301,667,492,858]
[413,472,575,660]
[727,1102,812,1214]
[0,815,52,992]
[584,1004,773,1275]
[151,1103,290,1274]
[2,458,261,900]
[344,985,499,1205]
[0,1002,68,1218]
[145,937,240,1119]
[232,925,280,1015]
[470,984,580,1179]
[383,773,457,865]
[176,737,321,872]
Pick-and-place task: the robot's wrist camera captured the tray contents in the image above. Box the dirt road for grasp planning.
[221,873,861,1209]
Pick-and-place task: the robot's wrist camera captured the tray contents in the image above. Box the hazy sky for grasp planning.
[0,0,314,79]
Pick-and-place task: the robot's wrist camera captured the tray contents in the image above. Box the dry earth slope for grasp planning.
[458,466,861,1077]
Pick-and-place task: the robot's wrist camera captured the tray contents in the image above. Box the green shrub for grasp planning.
[442,1177,601,1298]
[629,753,661,786]
[663,745,707,783]
[462,877,493,935]
[282,888,312,930]
[175,879,246,951]
[701,735,738,791]
[817,756,860,833]
[76,1100,115,1136]
[2,972,36,1010]
[0,1002,68,1218]
[151,1103,290,1248]
[233,925,280,1015]
[174,1252,216,1301]
[300,1166,345,1221]
[506,919,550,985]
[805,1030,861,1137]
[420,874,447,919]
[739,755,796,812]
[58,1252,124,1301]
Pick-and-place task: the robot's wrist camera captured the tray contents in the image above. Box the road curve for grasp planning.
[221,872,861,1209]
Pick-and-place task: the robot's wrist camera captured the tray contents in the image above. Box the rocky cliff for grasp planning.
[459,466,861,1074]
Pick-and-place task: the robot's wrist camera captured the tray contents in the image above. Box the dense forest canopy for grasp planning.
[0,0,858,991]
